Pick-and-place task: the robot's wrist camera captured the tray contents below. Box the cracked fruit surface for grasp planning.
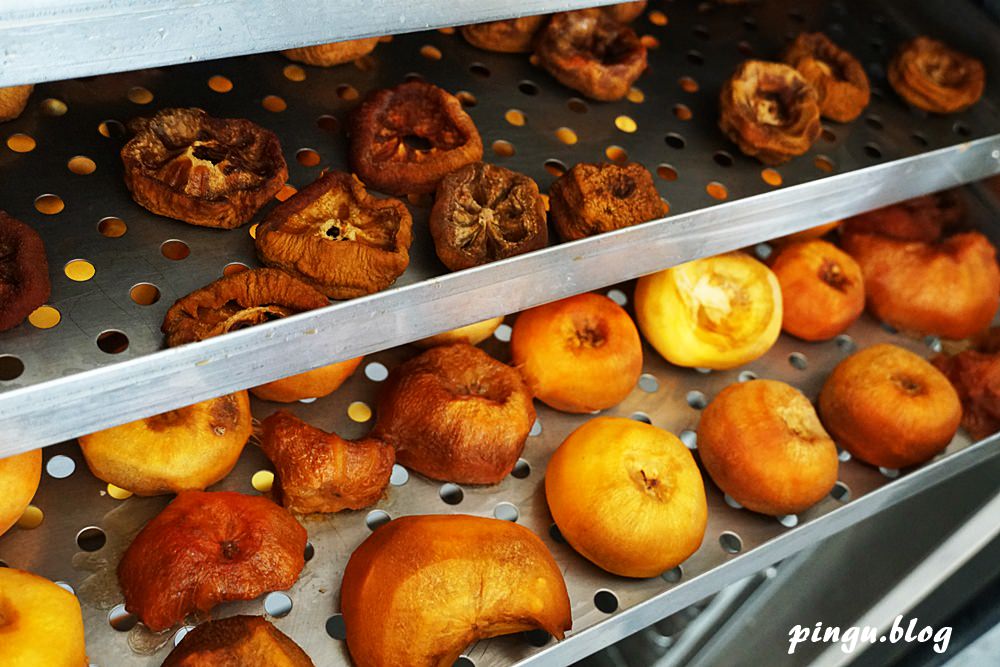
[0,568,87,667]
[546,417,707,577]
[511,292,642,413]
[252,356,363,402]
[771,240,864,341]
[261,410,394,514]
[698,380,838,515]
[719,60,821,164]
[888,37,984,114]
[535,10,647,101]
[819,344,961,469]
[349,81,483,195]
[118,491,307,631]
[430,162,547,270]
[341,514,571,667]
[783,32,869,122]
[78,392,252,496]
[635,252,782,370]
[162,268,329,347]
[121,108,287,229]
[256,171,413,299]
[163,615,314,666]
[0,449,41,538]
[373,344,535,485]
[0,211,50,333]
[283,38,378,66]
[460,16,546,53]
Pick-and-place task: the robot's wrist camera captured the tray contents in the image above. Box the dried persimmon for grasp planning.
[784,32,869,122]
[460,16,546,53]
[0,211,50,332]
[283,38,378,66]
[889,37,984,114]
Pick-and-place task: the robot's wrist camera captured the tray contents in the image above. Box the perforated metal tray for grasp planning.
[2,184,999,667]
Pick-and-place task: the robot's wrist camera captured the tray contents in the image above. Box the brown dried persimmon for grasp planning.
[260,410,394,514]
[349,82,483,196]
[535,10,647,102]
[603,1,647,22]
[283,37,379,66]
[163,615,314,667]
[0,211,50,332]
[933,346,1000,442]
[121,108,287,229]
[255,171,413,298]
[719,60,821,165]
[118,491,307,631]
[373,343,535,485]
[844,190,964,243]
[0,85,32,122]
[429,162,547,271]
[460,15,546,53]
[162,268,329,347]
[888,37,985,114]
[783,32,869,122]
[549,162,666,242]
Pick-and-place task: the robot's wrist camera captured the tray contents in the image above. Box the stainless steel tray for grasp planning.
[1,0,999,454]
[2,184,998,667]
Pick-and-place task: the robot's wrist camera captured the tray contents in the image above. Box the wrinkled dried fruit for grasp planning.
[373,344,535,485]
[888,37,985,114]
[163,615,314,667]
[460,16,546,53]
[121,108,287,229]
[283,38,379,66]
[162,268,329,347]
[256,171,413,298]
[341,514,571,667]
[603,1,647,22]
[783,32,869,122]
[349,82,483,196]
[719,60,821,165]
[0,85,32,122]
[261,410,394,514]
[429,162,547,270]
[549,162,665,242]
[933,348,1000,442]
[0,211,50,332]
[118,491,307,631]
[844,191,964,243]
[535,10,647,101]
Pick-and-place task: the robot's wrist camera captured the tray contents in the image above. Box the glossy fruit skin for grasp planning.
[0,567,87,667]
[698,380,839,515]
[819,344,961,469]
[511,293,642,413]
[771,240,864,341]
[0,449,41,537]
[545,417,707,578]
[635,252,782,370]
[341,514,571,667]
[118,491,307,631]
[163,615,314,667]
[414,316,504,349]
[252,357,363,402]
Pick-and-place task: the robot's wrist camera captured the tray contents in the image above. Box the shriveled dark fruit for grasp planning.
[260,410,395,514]
[460,16,546,53]
[933,349,1000,442]
[844,191,964,243]
[430,162,547,271]
[163,615,314,667]
[0,211,50,332]
[373,344,535,485]
[0,85,33,122]
[889,37,985,114]
[255,171,413,299]
[162,268,329,347]
[602,1,647,22]
[535,10,647,102]
[549,162,666,242]
[783,32,869,122]
[121,108,287,229]
[349,82,483,196]
[719,60,821,165]
[118,491,307,632]
[283,38,379,66]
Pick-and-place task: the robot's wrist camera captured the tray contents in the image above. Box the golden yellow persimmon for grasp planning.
[0,568,87,667]
[0,449,41,537]
[252,357,362,402]
[413,316,504,348]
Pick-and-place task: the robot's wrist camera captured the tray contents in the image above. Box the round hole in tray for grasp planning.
[264,591,293,618]
[549,523,566,544]
[678,76,699,94]
[420,44,442,61]
[129,282,160,306]
[719,531,743,554]
[838,448,852,462]
[365,510,391,531]
[924,335,943,353]
[98,216,127,238]
[665,133,686,149]
[879,466,900,479]
[108,603,138,632]
[511,459,531,479]
[814,155,836,173]
[439,483,464,505]
[821,127,837,142]
[6,133,35,153]
[281,64,306,82]
[738,370,758,383]
[755,242,772,260]
[16,505,43,530]
[662,565,683,583]
[778,514,799,528]
[529,418,542,437]
[251,470,274,493]
[638,373,659,393]
[630,412,652,425]
[687,390,707,410]
[29,305,61,329]
[567,98,588,114]
[76,526,107,552]
[724,494,742,509]
[326,614,347,640]
[505,109,526,126]
[403,72,424,83]
[761,168,782,187]
[713,151,734,167]
[737,40,754,57]
[607,288,627,306]
[97,330,129,354]
[524,629,553,647]
[35,194,64,215]
[835,334,856,353]
[494,323,512,342]
[41,98,68,116]
[262,95,287,112]
[743,16,758,30]
[627,86,645,103]
[686,50,704,65]
[594,590,619,614]
[615,115,637,133]
[54,581,74,594]
[296,148,321,167]
[493,502,519,522]
[865,114,883,130]
[456,91,477,107]
[706,182,728,200]
[469,63,490,78]
[389,464,409,486]
[673,103,692,121]
[953,121,971,138]
[208,74,234,92]
[107,483,133,500]
[0,355,24,381]
[64,259,95,282]
[365,361,389,382]
[127,86,153,104]
[348,401,372,423]
[161,239,190,260]
[649,10,668,26]
[518,80,539,96]
[641,35,660,49]
[911,132,929,147]
[453,657,475,667]
[173,626,194,646]
[555,127,577,145]
[98,119,126,139]
[46,454,76,479]
[788,352,808,370]
[606,146,628,163]
[544,159,567,177]
[492,140,515,157]
[864,143,882,159]
[657,164,678,181]
[680,430,697,449]
[68,155,96,175]
[831,481,851,502]
[223,262,250,277]
[693,24,710,40]
[317,115,340,133]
